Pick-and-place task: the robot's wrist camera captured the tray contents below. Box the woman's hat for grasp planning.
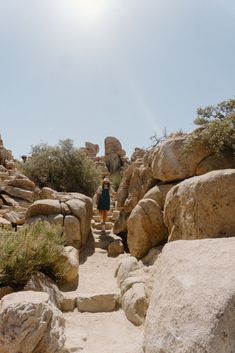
[103,177,110,183]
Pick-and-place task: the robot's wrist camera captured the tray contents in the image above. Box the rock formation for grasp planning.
[143,238,235,353]
[0,291,66,353]
[26,189,93,250]
[164,169,235,241]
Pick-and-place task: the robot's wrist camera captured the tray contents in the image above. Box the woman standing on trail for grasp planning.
[96,178,111,230]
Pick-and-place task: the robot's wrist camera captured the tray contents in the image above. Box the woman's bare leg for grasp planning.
[103,210,107,223]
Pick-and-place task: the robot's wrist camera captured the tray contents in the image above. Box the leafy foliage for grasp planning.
[19,139,100,197]
[184,98,235,154]
[0,221,68,290]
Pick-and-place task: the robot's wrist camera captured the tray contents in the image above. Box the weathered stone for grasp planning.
[122,283,148,326]
[77,292,119,312]
[24,272,64,309]
[26,199,62,219]
[3,210,22,224]
[47,214,64,226]
[115,256,150,326]
[108,239,124,257]
[64,215,82,248]
[140,246,163,266]
[128,199,168,259]
[85,141,99,157]
[164,169,235,241]
[0,216,11,228]
[0,194,18,207]
[113,210,129,235]
[40,187,57,199]
[61,292,77,312]
[151,136,212,182]
[4,185,34,202]
[105,136,122,155]
[196,150,235,175]
[143,238,235,353]
[66,195,93,246]
[26,215,48,225]
[0,291,66,353]
[60,246,79,291]
[7,178,35,191]
[143,183,176,210]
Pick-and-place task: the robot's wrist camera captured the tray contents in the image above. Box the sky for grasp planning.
[0,0,235,158]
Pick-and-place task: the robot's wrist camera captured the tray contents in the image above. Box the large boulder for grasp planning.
[164,169,235,241]
[104,136,126,174]
[25,193,93,249]
[127,199,168,259]
[151,136,211,182]
[143,238,235,353]
[0,291,66,353]
[25,199,62,218]
[105,136,123,156]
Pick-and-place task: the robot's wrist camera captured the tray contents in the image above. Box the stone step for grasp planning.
[93,214,113,223]
[61,292,120,313]
[77,292,120,313]
[94,222,113,231]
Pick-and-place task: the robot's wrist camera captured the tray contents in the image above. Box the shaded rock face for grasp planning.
[116,256,148,326]
[0,168,37,228]
[25,192,93,250]
[60,246,79,291]
[85,142,99,157]
[195,150,235,175]
[143,238,235,353]
[117,150,156,214]
[164,169,235,241]
[127,199,167,259]
[24,272,64,309]
[115,249,162,326]
[0,291,66,353]
[105,136,127,174]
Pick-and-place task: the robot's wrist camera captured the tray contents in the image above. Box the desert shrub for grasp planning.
[110,172,123,192]
[184,98,235,154]
[19,139,100,197]
[0,221,68,290]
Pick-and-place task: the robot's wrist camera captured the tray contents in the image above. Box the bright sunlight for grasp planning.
[68,0,112,26]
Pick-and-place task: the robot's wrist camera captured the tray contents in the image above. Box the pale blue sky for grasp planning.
[1,0,234,158]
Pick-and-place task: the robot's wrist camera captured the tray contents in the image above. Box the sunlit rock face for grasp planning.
[143,238,235,353]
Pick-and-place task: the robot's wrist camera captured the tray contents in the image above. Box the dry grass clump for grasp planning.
[0,221,68,290]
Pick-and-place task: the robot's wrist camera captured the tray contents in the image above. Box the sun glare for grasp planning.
[68,0,110,26]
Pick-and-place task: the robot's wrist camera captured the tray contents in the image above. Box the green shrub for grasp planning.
[184,98,235,154]
[0,221,68,290]
[19,139,100,197]
[110,172,123,192]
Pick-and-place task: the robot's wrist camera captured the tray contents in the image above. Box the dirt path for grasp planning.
[64,311,143,353]
[63,208,144,353]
